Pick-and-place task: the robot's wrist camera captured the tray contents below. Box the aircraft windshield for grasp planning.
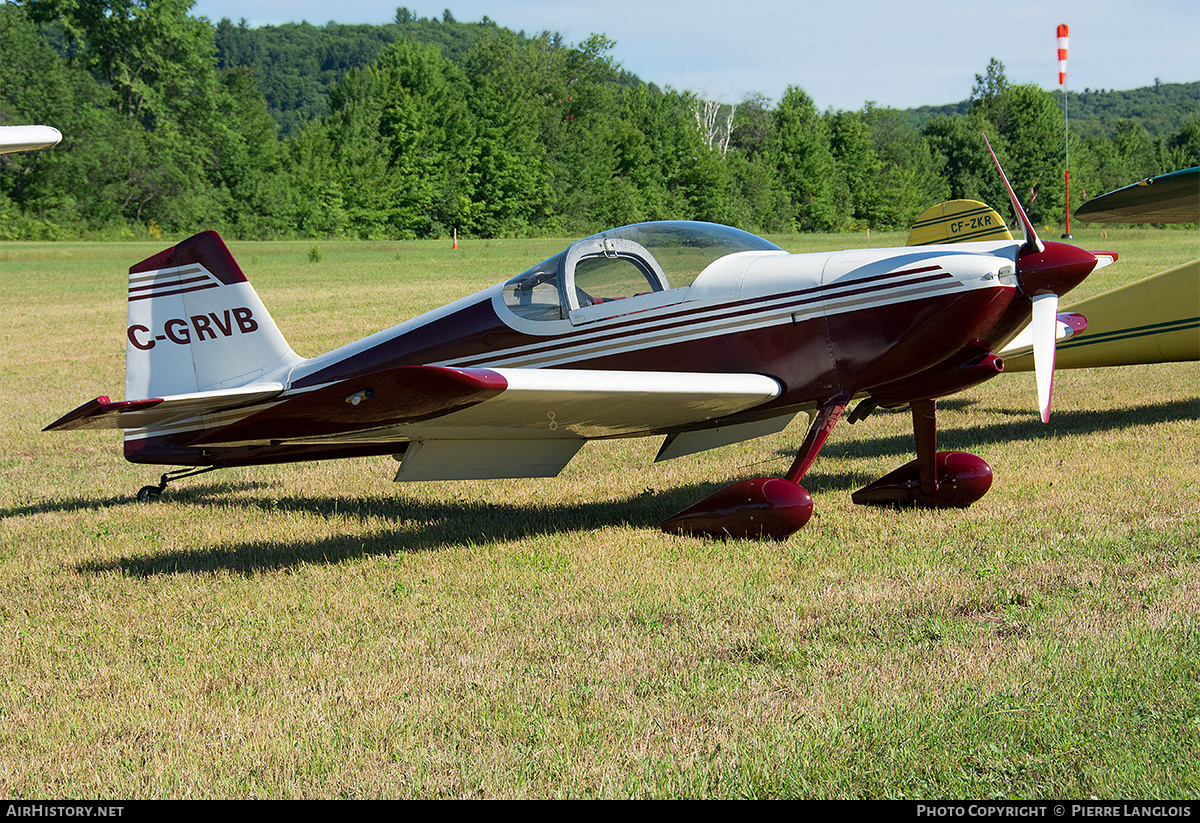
[578,222,783,288]
[502,221,782,321]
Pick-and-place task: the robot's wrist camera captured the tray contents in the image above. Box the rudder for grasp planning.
[906,200,1013,246]
[124,231,301,399]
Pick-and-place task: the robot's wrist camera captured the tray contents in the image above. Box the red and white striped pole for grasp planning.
[1058,24,1073,239]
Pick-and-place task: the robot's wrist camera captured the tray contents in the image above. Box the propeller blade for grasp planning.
[983,133,1044,255]
[1031,292,1060,422]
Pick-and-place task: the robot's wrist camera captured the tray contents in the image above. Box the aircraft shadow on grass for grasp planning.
[1,480,274,519]
[74,481,716,578]
[62,396,1195,578]
[808,397,1197,464]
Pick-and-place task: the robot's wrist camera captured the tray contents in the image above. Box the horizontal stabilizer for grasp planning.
[43,384,285,432]
[191,366,507,446]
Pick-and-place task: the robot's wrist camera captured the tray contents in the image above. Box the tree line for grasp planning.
[2,1,1197,242]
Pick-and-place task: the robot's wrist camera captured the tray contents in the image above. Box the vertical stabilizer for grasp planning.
[124,231,302,399]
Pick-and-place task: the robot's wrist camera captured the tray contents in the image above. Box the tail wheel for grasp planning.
[134,466,218,503]
[137,485,163,503]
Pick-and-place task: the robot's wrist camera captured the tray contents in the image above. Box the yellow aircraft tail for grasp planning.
[906,200,1013,246]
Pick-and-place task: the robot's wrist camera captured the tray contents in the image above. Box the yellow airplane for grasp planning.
[908,168,1199,371]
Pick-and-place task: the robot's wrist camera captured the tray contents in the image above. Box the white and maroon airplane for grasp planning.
[46,141,1115,538]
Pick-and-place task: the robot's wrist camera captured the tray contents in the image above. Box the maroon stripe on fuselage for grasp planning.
[292,300,543,389]
[824,271,952,302]
[294,265,958,387]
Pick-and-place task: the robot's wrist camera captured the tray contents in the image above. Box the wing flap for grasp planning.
[655,411,799,462]
[394,439,587,481]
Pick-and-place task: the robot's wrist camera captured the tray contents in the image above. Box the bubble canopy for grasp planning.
[502,221,784,321]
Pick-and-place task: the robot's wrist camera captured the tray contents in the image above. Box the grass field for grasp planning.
[1,228,1197,798]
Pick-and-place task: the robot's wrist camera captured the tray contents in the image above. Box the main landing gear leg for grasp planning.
[661,398,848,540]
[136,466,218,503]
[851,398,993,508]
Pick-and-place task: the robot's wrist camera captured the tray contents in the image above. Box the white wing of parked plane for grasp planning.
[0,125,62,155]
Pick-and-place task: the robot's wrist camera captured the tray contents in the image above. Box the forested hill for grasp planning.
[908,81,1200,140]
[213,13,517,136]
[213,13,648,137]
[1057,82,1200,139]
[2,2,1197,242]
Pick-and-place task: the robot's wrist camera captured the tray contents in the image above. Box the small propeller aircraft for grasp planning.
[45,138,1117,539]
[0,124,62,154]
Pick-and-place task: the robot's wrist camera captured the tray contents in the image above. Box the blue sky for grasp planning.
[190,0,1198,111]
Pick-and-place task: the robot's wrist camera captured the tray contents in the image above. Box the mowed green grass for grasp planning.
[1,228,1197,799]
